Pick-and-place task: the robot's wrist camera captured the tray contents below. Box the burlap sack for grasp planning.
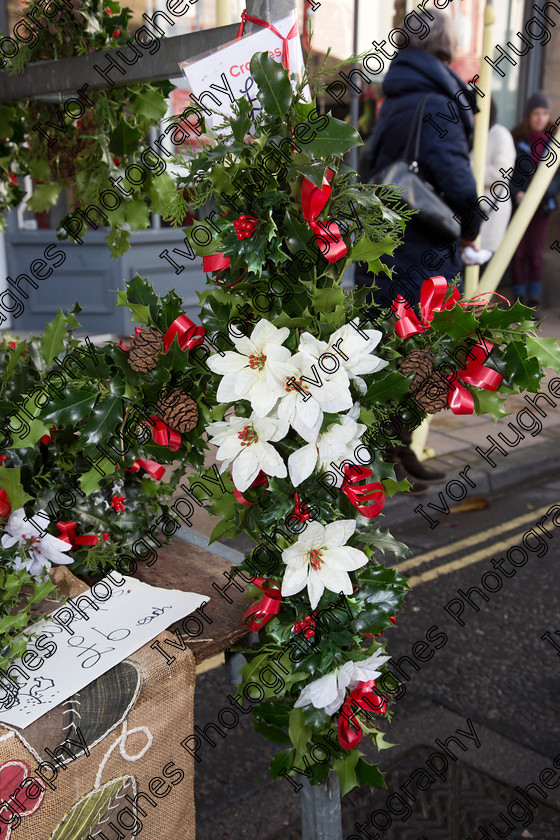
[0,569,196,839]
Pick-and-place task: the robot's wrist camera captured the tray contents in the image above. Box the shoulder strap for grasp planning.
[403,93,432,165]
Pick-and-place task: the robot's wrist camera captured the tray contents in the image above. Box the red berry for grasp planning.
[112,29,120,37]
[114,156,120,165]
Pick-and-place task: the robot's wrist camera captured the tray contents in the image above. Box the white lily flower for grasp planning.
[1,508,73,579]
[207,319,298,418]
[208,413,288,492]
[294,650,391,714]
[281,519,367,609]
[287,415,367,487]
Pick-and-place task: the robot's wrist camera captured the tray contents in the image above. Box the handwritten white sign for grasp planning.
[179,11,310,133]
[0,573,207,728]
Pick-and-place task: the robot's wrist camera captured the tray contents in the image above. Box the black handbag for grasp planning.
[372,94,461,242]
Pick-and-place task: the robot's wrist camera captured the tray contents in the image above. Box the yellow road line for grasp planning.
[407,525,540,587]
[396,503,551,573]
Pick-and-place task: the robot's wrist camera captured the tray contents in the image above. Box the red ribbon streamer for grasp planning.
[392,276,460,339]
[447,340,503,415]
[126,458,166,481]
[163,315,205,353]
[232,471,269,506]
[301,169,347,263]
[235,9,299,70]
[341,465,385,519]
[242,577,282,631]
[56,521,99,547]
[338,680,387,750]
[147,416,181,451]
[203,255,247,289]
[119,327,144,352]
[292,492,311,522]
[0,489,11,519]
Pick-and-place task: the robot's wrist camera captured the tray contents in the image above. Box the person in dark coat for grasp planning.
[355,10,481,312]
[510,90,560,313]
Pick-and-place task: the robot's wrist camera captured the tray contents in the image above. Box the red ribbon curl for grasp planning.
[242,577,282,631]
[163,315,205,353]
[147,417,181,451]
[56,521,99,547]
[447,340,503,415]
[392,276,460,339]
[126,458,166,481]
[341,465,385,519]
[119,327,144,352]
[301,169,347,263]
[338,679,388,750]
[235,9,298,70]
[0,489,11,518]
[232,471,269,506]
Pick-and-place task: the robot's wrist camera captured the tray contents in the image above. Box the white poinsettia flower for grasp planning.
[207,413,288,492]
[276,352,352,444]
[348,650,392,689]
[207,319,298,418]
[1,508,73,579]
[288,415,367,487]
[294,650,392,714]
[299,322,388,394]
[281,519,367,609]
[294,660,354,715]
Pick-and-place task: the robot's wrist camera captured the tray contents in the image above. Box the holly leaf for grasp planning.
[80,397,122,448]
[208,518,238,544]
[254,719,291,744]
[250,52,293,119]
[116,276,159,324]
[10,417,51,448]
[124,198,150,231]
[41,310,67,366]
[333,749,360,796]
[27,182,62,212]
[381,477,410,498]
[230,96,253,142]
[115,292,152,325]
[430,307,478,339]
[268,748,294,779]
[0,467,33,510]
[471,388,509,421]
[356,530,409,559]
[525,334,560,372]
[301,113,363,158]
[355,757,386,789]
[3,341,28,384]
[350,235,398,273]
[42,388,98,425]
[500,341,542,391]
[477,299,533,330]
[80,458,118,495]
[295,161,329,189]
[289,707,312,753]
[130,88,167,121]
[312,285,345,313]
[109,117,143,156]
[363,371,412,406]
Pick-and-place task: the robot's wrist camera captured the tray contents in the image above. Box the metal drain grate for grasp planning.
[270,746,560,840]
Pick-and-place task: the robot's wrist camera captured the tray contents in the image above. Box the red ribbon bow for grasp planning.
[0,489,11,519]
[338,680,387,750]
[126,458,166,481]
[232,471,269,506]
[341,465,385,519]
[447,340,503,415]
[392,276,460,339]
[235,10,299,70]
[56,521,99,547]
[242,577,282,631]
[163,314,205,353]
[202,254,247,288]
[301,169,347,263]
[147,417,181,451]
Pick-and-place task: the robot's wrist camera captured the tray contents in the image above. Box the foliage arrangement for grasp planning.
[0,287,212,666]
[2,46,560,797]
[0,0,183,254]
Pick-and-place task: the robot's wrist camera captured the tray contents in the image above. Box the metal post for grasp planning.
[245,0,296,23]
[349,0,360,174]
[300,772,343,840]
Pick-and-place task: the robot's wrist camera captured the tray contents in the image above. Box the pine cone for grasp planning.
[157,389,199,433]
[400,348,449,414]
[128,328,162,372]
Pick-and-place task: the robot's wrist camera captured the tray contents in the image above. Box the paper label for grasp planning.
[180,11,310,133]
[0,573,207,728]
